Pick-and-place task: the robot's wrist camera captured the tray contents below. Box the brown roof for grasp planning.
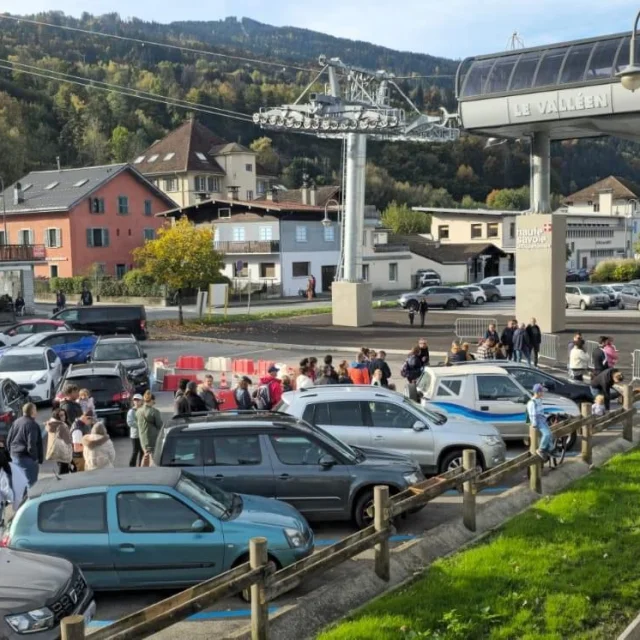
[134,119,227,176]
[395,235,507,264]
[564,176,640,204]
[256,185,341,208]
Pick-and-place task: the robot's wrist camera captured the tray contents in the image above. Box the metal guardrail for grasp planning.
[633,350,640,382]
[539,333,559,362]
[584,340,600,368]
[454,317,498,341]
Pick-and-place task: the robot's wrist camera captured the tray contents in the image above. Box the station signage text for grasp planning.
[514,93,608,118]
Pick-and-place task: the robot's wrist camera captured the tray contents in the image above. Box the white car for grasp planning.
[479,275,516,298]
[457,285,488,304]
[0,347,63,403]
[413,364,580,441]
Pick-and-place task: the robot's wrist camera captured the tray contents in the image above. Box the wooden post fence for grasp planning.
[373,485,391,582]
[462,449,477,532]
[581,402,593,465]
[250,537,269,640]
[623,384,634,443]
[61,616,85,640]
[529,424,542,494]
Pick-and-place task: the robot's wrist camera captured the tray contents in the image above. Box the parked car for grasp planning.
[89,334,149,393]
[417,269,442,287]
[397,286,466,311]
[618,285,640,311]
[477,283,501,302]
[4,331,98,366]
[592,285,617,306]
[156,411,425,529]
[566,269,580,282]
[3,468,314,590]
[0,320,69,347]
[598,284,624,306]
[455,288,475,306]
[51,306,148,340]
[55,363,134,433]
[0,347,63,404]
[456,285,490,305]
[413,365,580,441]
[0,547,95,640]
[478,276,516,298]
[0,378,29,443]
[278,385,506,476]
[565,285,610,310]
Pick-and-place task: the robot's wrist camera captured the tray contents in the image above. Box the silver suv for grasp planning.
[398,286,467,311]
[278,386,506,475]
[565,285,610,310]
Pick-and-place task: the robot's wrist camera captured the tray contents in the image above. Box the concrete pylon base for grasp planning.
[331,281,373,327]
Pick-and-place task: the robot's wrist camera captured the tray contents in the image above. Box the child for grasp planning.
[78,389,95,416]
[603,339,619,368]
[592,394,606,417]
[371,369,383,386]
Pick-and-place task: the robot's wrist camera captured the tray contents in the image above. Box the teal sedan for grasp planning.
[2,468,314,590]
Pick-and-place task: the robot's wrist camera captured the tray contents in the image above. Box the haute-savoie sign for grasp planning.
[516,224,552,250]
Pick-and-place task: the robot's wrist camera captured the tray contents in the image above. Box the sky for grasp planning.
[3,1,640,59]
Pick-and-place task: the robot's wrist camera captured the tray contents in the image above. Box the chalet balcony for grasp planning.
[0,244,46,262]
[214,240,280,254]
[372,242,410,253]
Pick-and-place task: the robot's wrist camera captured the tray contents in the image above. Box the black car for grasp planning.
[51,306,148,340]
[0,378,29,443]
[56,363,134,434]
[89,334,149,393]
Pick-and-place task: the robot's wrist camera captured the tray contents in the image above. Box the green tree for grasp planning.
[133,217,224,324]
[110,125,135,163]
[250,136,280,175]
[381,201,430,235]
[0,92,27,183]
[486,187,530,210]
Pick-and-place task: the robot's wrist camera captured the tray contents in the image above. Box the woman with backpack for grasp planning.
[401,347,423,383]
[234,377,254,410]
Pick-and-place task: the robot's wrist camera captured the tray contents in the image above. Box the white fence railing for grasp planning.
[539,333,559,362]
[633,350,640,382]
[454,318,498,341]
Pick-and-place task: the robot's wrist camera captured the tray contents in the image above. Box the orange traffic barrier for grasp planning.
[163,373,199,392]
[176,355,205,371]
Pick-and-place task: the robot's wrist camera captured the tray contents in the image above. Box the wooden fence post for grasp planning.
[580,402,592,465]
[373,485,390,582]
[250,537,269,640]
[61,616,85,640]
[622,383,634,443]
[529,424,542,494]
[462,449,476,532]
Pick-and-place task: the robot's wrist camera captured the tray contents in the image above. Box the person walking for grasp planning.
[6,403,43,486]
[590,368,624,411]
[80,285,93,306]
[45,409,73,475]
[234,376,254,410]
[127,394,144,467]
[569,339,590,381]
[60,384,82,426]
[138,391,163,466]
[592,336,609,375]
[408,307,416,326]
[256,365,283,409]
[527,384,555,461]
[526,318,542,367]
[513,323,531,365]
[418,297,428,327]
[83,423,116,470]
[14,292,25,316]
[55,289,66,312]
[500,320,516,361]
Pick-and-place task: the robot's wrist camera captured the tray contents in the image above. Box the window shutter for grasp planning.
[29,230,34,245]
[87,228,94,247]
[57,229,62,248]
[44,229,50,248]
[88,198,93,213]
[103,228,110,247]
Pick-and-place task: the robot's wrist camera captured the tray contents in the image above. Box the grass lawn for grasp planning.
[319,448,640,640]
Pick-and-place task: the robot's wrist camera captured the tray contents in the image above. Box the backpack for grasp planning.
[400,361,410,379]
[255,383,272,410]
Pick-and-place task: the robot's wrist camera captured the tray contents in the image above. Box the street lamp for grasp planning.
[321,198,341,227]
[617,9,640,91]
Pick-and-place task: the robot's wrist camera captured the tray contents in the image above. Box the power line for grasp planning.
[0,14,317,74]
[393,74,455,79]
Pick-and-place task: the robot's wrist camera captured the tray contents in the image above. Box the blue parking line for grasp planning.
[315,534,417,547]
[88,607,280,627]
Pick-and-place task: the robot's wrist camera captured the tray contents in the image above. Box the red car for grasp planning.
[0,319,69,347]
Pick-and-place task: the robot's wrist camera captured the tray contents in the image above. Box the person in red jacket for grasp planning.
[257,365,283,409]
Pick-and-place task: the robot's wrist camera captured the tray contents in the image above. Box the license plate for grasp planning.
[84,600,96,626]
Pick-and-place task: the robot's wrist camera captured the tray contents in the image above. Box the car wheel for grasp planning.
[602,305,609,310]
[408,300,419,312]
[439,449,485,475]
[462,299,470,307]
[445,299,458,310]
[490,295,500,302]
[579,300,587,311]
[476,297,485,305]
[619,301,625,310]
[353,489,374,529]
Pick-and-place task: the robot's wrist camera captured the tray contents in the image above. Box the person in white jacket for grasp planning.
[0,446,28,526]
[569,339,591,381]
[82,423,116,471]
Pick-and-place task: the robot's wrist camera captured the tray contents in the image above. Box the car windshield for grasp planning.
[0,354,46,371]
[308,423,359,463]
[93,344,141,360]
[177,472,234,520]
[403,398,447,425]
[66,375,122,394]
[580,286,599,294]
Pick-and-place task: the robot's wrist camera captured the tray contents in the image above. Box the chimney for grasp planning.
[13,182,23,206]
[301,173,310,205]
[227,186,239,201]
[310,180,318,206]
[266,187,279,203]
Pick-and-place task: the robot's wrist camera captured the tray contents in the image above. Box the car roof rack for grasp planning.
[164,410,305,430]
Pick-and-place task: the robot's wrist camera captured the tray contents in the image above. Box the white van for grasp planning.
[479,275,516,298]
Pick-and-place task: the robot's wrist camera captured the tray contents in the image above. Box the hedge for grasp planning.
[590,259,640,283]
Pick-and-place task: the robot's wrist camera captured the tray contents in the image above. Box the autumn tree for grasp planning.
[381,202,430,235]
[133,217,224,324]
[250,136,281,175]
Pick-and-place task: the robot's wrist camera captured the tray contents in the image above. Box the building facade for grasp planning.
[133,118,276,208]
[1,165,176,278]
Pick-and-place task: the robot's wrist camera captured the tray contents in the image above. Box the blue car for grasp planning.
[2,331,97,365]
[3,468,314,590]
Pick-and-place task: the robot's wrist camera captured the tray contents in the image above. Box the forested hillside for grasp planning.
[0,11,639,209]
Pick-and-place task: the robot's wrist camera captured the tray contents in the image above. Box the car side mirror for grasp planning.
[191,519,207,533]
[412,421,427,432]
[142,352,147,358]
[319,454,337,469]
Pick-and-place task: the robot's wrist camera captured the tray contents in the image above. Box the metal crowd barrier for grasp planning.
[538,333,559,362]
[454,318,498,341]
[584,340,600,368]
[633,350,640,382]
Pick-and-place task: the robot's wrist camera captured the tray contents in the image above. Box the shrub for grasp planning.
[591,259,640,283]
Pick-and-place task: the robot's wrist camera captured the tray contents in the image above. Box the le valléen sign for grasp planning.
[513,93,609,118]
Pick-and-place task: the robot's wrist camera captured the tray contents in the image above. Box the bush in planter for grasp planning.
[591,261,617,283]
[613,260,640,282]
[49,276,86,294]
[122,269,164,297]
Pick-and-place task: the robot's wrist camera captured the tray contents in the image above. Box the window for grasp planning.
[510,369,548,391]
[18,229,33,245]
[388,263,398,282]
[144,200,152,216]
[194,176,208,192]
[161,436,203,467]
[164,178,177,192]
[45,181,59,190]
[324,225,335,242]
[436,379,462,397]
[116,492,201,533]
[147,154,159,163]
[587,38,623,80]
[471,224,482,239]
[163,152,175,161]
[476,375,523,401]
[234,261,248,277]
[292,262,310,278]
[560,43,593,83]
[438,225,449,240]
[295,226,308,243]
[533,48,567,87]
[246,190,254,201]
[0,230,7,245]
[219,207,231,219]
[50,265,58,278]
[362,264,370,281]
[509,52,540,91]
[39,494,106,533]
[232,226,246,241]
[213,435,261,465]
[487,223,499,238]
[324,401,364,426]
[74,178,89,188]
[269,435,329,466]
[207,176,220,192]
[117,196,129,215]
[593,203,600,212]
[116,264,127,279]
[257,180,267,195]
[260,262,275,278]
[45,228,62,248]
[144,229,155,241]
[504,277,516,285]
[195,152,208,162]
[245,163,253,172]
[484,56,518,94]
[86,228,109,248]
[89,197,105,214]
[259,226,273,241]
[134,155,145,164]
[368,402,416,429]
[509,222,516,239]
